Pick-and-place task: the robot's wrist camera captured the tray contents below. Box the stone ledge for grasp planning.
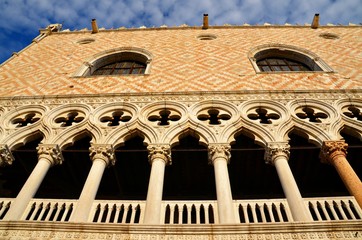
[0,221,361,239]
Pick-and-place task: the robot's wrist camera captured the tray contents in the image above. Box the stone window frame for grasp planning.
[248,44,334,74]
[73,47,153,77]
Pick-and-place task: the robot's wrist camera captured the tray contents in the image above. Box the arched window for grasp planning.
[248,44,333,73]
[92,61,146,75]
[73,47,153,77]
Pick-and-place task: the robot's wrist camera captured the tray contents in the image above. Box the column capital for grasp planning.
[37,144,63,166]
[89,144,116,166]
[0,144,14,167]
[208,143,231,164]
[319,140,348,164]
[264,142,290,165]
[147,144,171,165]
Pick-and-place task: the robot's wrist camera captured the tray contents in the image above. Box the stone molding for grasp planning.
[36,144,64,166]
[264,142,290,165]
[0,144,14,167]
[89,144,116,166]
[320,140,348,164]
[0,221,361,240]
[147,144,171,165]
[208,143,231,164]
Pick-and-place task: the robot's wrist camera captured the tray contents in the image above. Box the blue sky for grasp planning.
[0,0,361,64]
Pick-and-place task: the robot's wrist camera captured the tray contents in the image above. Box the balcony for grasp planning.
[1,196,361,224]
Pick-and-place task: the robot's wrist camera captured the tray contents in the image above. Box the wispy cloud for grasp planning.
[0,0,361,63]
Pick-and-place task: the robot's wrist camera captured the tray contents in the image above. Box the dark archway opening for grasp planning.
[0,136,42,198]
[164,134,215,200]
[35,135,92,199]
[97,135,150,200]
[340,130,362,179]
[229,132,283,199]
[288,131,348,197]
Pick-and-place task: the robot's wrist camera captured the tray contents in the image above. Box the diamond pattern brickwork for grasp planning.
[0,27,361,96]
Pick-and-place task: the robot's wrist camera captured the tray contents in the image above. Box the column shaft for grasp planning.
[4,159,51,220]
[274,156,312,221]
[265,142,312,222]
[320,141,362,209]
[143,158,166,224]
[3,144,63,221]
[209,144,236,224]
[143,144,171,224]
[213,157,236,223]
[331,155,362,208]
[70,159,107,222]
[70,144,115,222]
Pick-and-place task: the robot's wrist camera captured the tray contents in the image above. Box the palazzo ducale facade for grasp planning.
[0,16,361,239]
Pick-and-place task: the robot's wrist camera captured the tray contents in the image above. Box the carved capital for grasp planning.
[319,140,348,164]
[147,144,171,165]
[37,144,63,166]
[89,144,116,166]
[208,143,231,164]
[264,142,290,165]
[0,144,14,167]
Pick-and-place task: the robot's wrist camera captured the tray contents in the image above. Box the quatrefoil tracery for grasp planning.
[197,109,231,125]
[100,110,132,126]
[148,109,181,126]
[11,113,41,128]
[343,106,362,121]
[55,111,85,127]
[247,108,280,124]
[296,107,328,123]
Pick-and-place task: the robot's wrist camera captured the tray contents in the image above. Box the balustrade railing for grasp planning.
[306,197,362,221]
[22,199,76,222]
[0,199,12,220]
[0,196,361,224]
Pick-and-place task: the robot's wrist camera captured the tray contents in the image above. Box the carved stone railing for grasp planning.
[0,197,361,224]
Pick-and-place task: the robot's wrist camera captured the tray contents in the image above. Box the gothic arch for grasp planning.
[336,98,362,140]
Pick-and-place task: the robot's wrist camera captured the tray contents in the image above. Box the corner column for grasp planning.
[320,140,362,208]
[265,142,312,221]
[3,144,63,221]
[143,144,171,224]
[208,143,237,224]
[70,144,115,222]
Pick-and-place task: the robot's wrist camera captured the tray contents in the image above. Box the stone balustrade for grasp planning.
[1,197,361,224]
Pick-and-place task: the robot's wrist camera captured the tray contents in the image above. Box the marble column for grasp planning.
[208,143,237,224]
[3,144,63,221]
[265,142,312,221]
[143,144,171,224]
[70,144,115,222]
[320,140,362,208]
[0,144,14,167]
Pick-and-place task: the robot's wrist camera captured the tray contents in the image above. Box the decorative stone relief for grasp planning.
[0,144,14,166]
[54,111,85,127]
[89,144,116,166]
[295,107,328,123]
[264,142,290,165]
[99,110,132,126]
[319,140,348,164]
[148,109,181,126]
[11,112,41,128]
[343,105,362,121]
[36,144,64,165]
[197,108,231,125]
[208,144,231,164]
[247,107,280,124]
[147,144,171,164]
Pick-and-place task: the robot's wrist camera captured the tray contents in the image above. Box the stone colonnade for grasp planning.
[2,139,361,224]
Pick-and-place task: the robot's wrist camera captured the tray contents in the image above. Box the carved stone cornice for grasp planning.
[0,144,14,167]
[36,144,64,166]
[208,144,231,164]
[264,142,290,165]
[89,144,116,166]
[319,140,348,164]
[147,144,171,165]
